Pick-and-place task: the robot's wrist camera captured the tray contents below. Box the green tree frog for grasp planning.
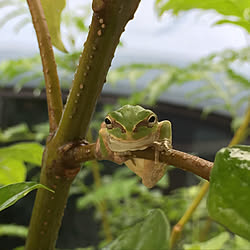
[96,105,172,188]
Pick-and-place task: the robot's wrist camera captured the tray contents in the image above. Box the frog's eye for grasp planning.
[104,117,112,129]
[148,115,157,127]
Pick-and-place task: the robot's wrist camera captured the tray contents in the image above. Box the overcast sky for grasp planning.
[0,0,248,63]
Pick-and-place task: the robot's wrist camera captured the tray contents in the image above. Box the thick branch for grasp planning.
[27,0,63,132]
[25,1,142,249]
[25,163,79,250]
[53,0,141,146]
[61,143,213,181]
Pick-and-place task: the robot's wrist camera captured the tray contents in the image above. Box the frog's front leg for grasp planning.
[153,120,172,164]
[96,128,132,164]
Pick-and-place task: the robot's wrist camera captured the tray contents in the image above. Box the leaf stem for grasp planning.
[169,182,209,249]
[229,104,250,146]
[26,0,63,132]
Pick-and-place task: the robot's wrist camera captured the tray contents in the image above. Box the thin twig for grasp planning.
[170,182,210,249]
[229,104,250,146]
[26,0,63,132]
[60,143,213,181]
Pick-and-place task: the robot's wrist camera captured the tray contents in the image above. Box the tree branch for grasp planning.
[26,0,63,132]
[25,1,142,249]
[135,148,212,181]
[53,0,141,146]
[60,143,213,181]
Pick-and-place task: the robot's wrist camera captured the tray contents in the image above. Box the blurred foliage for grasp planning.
[74,165,224,247]
[0,0,29,32]
[183,232,230,250]
[102,209,170,250]
[0,0,90,51]
[0,224,28,238]
[14,247,25,250]
[182,232,250,250]
[0,142,43,185]
[0,1,89,94]
[108,48,250,131]
[0,122,49,142]
[155,0,250,33]
[1,48,250,131]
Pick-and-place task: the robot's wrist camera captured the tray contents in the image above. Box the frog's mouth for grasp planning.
[107,134,157,152]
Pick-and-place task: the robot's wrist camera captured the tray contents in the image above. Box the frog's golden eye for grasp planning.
[104,117,112,129]
[148,115,157,127]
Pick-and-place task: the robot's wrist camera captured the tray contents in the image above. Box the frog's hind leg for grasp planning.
[142,160,166,188]
[125,159,166,188]
[125,158,145,180]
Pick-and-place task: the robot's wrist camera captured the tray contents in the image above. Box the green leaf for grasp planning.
[0,142,43,166]
[0,159,26,185]
[0,142,43,185]
[183,232,230,250]
[155,0,250,34]
[32,122,49,141]
[0,182,53,212]
[0,224,28,238]
[14,247,24,250]
[156,0,246,17]
[41,0,67,52]
[226,68,250,88]
[234,235,250,249]
[207,145,250,240]
[102,209,170,250]
[0,6,28,29]
[215,19,250,33]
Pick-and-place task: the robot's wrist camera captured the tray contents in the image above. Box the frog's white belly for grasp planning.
[107,134,157,152]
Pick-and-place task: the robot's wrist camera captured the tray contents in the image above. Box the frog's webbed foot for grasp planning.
[152,139,172,164]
